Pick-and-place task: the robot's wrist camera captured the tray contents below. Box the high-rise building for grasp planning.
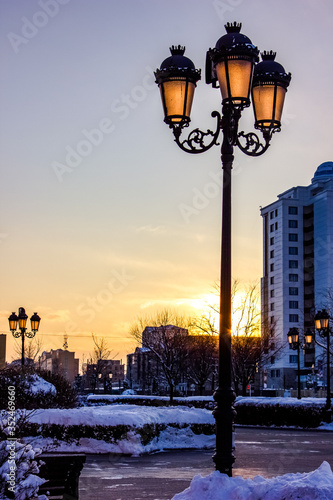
[38,349,79,383]
[0,334,6,368]
[260,161,333,390]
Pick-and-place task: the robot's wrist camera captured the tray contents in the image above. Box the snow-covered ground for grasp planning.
[172,461,333,500]
[6,403,332,499]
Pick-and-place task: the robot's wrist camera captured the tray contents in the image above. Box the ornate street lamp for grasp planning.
[155,21,291,476]
[287,327,314,400]
[314,310,332,423]
[8,307,41,367]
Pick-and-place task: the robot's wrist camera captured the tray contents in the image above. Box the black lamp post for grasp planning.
[155,22,291,476]
[314,310,332,423]
[8,307,41,367]
[287,328,314,400]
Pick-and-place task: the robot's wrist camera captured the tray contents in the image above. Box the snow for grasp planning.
[172,461,333,500]
[23,405,214,455]
[28,404,214,427]
[28,374,56,395]
[236,396,326,407]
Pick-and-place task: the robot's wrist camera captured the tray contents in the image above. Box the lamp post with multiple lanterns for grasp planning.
[8,307,41,367]
[314,309,332,423]
[155,22,291,476]
[287,327,314,400]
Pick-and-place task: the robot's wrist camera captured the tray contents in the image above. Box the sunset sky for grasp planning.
[1,0,332,367]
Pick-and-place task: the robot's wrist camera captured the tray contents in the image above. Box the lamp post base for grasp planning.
[213,387,236,476]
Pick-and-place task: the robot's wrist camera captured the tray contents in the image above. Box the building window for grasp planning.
[289,274,298,282]
[275,222,278,230]
[289,247,298,255]
[270,263,274,272]
[289,314,299,322]
[275,209,278,217]
[270,211,274,219]
[289,355,298,364]
[288,220,298,228]
[288,206,298,215]
[289,301,299,309]
[270,316,275,324]
[289,233,298,242]
[289,287,299,295]
[270,356,275,364]
[270,277,274,285]
[289,260,298,269]
[270,224,274,232]
[271,369,275,377]
[270,250,274,258]
[270,237,275,245]
[270,303,275,311]
[270,289,275,298]
[276,369,280,377]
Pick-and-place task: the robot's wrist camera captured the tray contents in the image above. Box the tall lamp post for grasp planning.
[155,22,291,476]
[314,310,332,423]
[8,307,41,367]
[287,327,313,400]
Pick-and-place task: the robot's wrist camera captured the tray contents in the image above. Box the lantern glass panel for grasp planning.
[292,332,299,344]
[216,59,253,105]
[160,78,195,123]
[305,333,313,345]
[18,316,27,330]
[252,84,286,128]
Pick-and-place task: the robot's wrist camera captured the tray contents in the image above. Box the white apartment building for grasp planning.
[261,161,333,390]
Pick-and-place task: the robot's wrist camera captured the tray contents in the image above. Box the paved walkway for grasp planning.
[79,428,333,500]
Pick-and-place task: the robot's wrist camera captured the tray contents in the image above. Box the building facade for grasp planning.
[0,334,6,369]
[261,162,333,390]
[84,359,125,392]
[38,349,79,383]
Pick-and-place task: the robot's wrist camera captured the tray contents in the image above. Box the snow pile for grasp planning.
[172,461,333,500]
[28,374,56,395]
[29,404,214,427]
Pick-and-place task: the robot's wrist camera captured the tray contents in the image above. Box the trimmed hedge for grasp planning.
[86,395,329,428]
[4,420,215,447]
[234,401,325,428]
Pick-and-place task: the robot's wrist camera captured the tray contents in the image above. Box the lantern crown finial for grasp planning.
[170,45,185,56]
[261,50,276,61]
[225,22,242,34]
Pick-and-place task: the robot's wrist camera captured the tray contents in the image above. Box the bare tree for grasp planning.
[195,281,283,396]
[130,309,191,403]
[87,334,117,393]
[13,336,43,364]
[187,333,218,395]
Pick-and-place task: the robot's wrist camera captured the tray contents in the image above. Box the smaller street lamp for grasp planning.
[314,310,332,423]
[8,307,41,367]
[287,327,314,400]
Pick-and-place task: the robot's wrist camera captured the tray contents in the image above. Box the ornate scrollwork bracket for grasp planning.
[171,111,221,154]
[25,331,36,339]
[12,331,23,338]
[236,129,274,157]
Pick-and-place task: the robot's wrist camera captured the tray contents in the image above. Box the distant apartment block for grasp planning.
[0,334,6,368]
[84,359,125,392]
[38,349,79,383]
[261,161,333,390]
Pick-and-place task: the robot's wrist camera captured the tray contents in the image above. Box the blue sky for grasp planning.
[0,0,332,365]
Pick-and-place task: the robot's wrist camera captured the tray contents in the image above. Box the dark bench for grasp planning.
[38,453,86,500]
